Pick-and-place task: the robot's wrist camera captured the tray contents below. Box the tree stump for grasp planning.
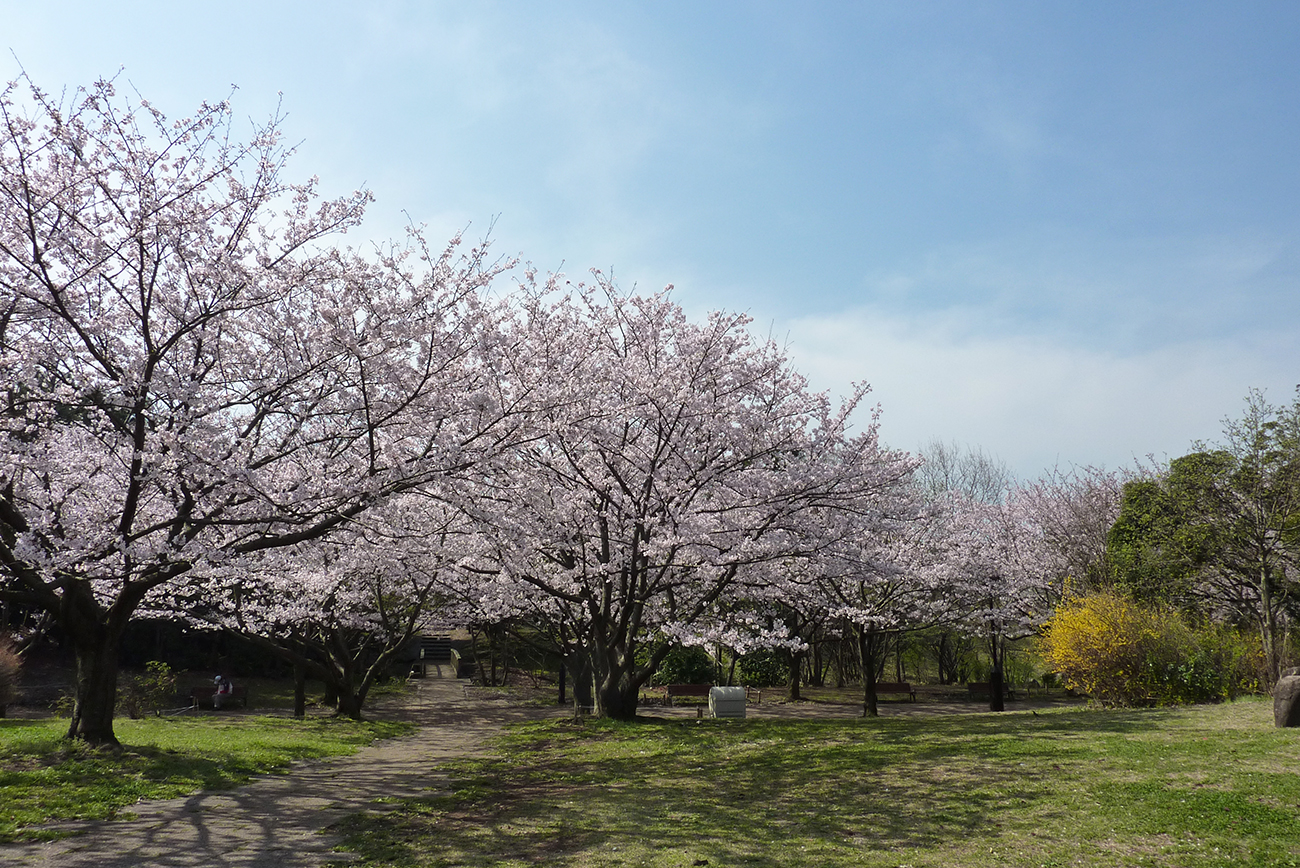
[1274,669,1300,728]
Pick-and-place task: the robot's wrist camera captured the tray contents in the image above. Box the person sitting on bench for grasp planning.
[213,674,234,709]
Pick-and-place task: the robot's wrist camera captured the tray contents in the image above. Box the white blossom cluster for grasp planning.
[0,76,1121,730]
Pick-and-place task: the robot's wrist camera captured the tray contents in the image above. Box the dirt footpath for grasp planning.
[0,679,1065,867]
[0,675,565,868]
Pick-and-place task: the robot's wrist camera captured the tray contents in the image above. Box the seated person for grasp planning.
[213,674,233,709]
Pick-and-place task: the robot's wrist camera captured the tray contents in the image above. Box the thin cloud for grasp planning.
[785,305,1295,478]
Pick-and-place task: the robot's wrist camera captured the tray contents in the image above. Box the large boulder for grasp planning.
[1274,670,1300,728]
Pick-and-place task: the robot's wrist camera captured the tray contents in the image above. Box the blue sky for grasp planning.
[5,2,1298,478]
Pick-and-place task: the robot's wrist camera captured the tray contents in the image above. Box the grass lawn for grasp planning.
[0,714,412,843]
[331,697,1300,868]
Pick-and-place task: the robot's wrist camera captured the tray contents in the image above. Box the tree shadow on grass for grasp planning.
[333,707,1188,866]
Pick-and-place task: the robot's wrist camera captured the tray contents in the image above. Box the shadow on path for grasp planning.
[0,677,565,868]
[0,677,1087,867]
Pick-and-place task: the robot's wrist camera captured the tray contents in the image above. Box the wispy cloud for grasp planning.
[784,304,1295,478]
[852,230,1300,349]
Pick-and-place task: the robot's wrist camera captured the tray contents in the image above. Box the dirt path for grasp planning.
[0,675,566,868]
[0,678,1072,867]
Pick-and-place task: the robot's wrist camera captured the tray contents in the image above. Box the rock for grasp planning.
[1274,675,1300,727]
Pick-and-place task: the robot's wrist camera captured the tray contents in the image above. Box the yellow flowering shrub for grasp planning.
[1041,591,1256,706]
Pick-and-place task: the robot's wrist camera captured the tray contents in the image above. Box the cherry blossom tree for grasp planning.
[913,439,1013,505]
[817,504,963,717]
[192,494,478,718]
[941,498,1027,710]
[464,278,917,719]
[1014,464,1128,591]
[912,452,1124,711]
[0,76,520,744]
[946,478,1107,706]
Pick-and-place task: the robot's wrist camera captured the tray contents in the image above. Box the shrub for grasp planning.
[738,649,790,688]
[650,646,716,686]
[118,661,179,719]
[0,636,20,715]
[1040,591,1255,706]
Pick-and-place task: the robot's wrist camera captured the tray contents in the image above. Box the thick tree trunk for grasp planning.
[857,627,881,718]
[293,662,307,719]
[596,678,640,720]
[583,639,657,720]
[336,689,365,720]
[321,646,378,721]
[591,652,640,720]
[56,575,148,746]
[68,631,123,746]
[988,634,1005,712]
[788,648,804,702]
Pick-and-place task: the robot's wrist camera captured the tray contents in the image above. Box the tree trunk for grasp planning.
[320,641,382,721]
[293,662,307,719]
[68,630,123,746]
[584,640,656,720]
[788,647,804,702]
[936,632,953,684]
[591,649,640,719]
[1261,566,1281,687]
[857,627,881,718]
[498,627,511,686]
[568,652,593,711]
[336,688,365,720]
[988,634,1005,712]
[596,677,639,720]
[54,575,149,746]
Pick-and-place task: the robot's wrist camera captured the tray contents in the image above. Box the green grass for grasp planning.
[331,698,1300,868]
[0,714,412,843]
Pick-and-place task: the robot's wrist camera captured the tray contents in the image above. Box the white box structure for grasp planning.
[709,686,747,719]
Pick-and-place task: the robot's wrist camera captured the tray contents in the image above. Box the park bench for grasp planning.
[875,682,916,701]
[664,684,712,706]
[190,684,248,709]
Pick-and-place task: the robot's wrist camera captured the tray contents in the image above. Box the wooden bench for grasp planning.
[664,684,712,706]
[875,682,916,701]
[191,685,248,709]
